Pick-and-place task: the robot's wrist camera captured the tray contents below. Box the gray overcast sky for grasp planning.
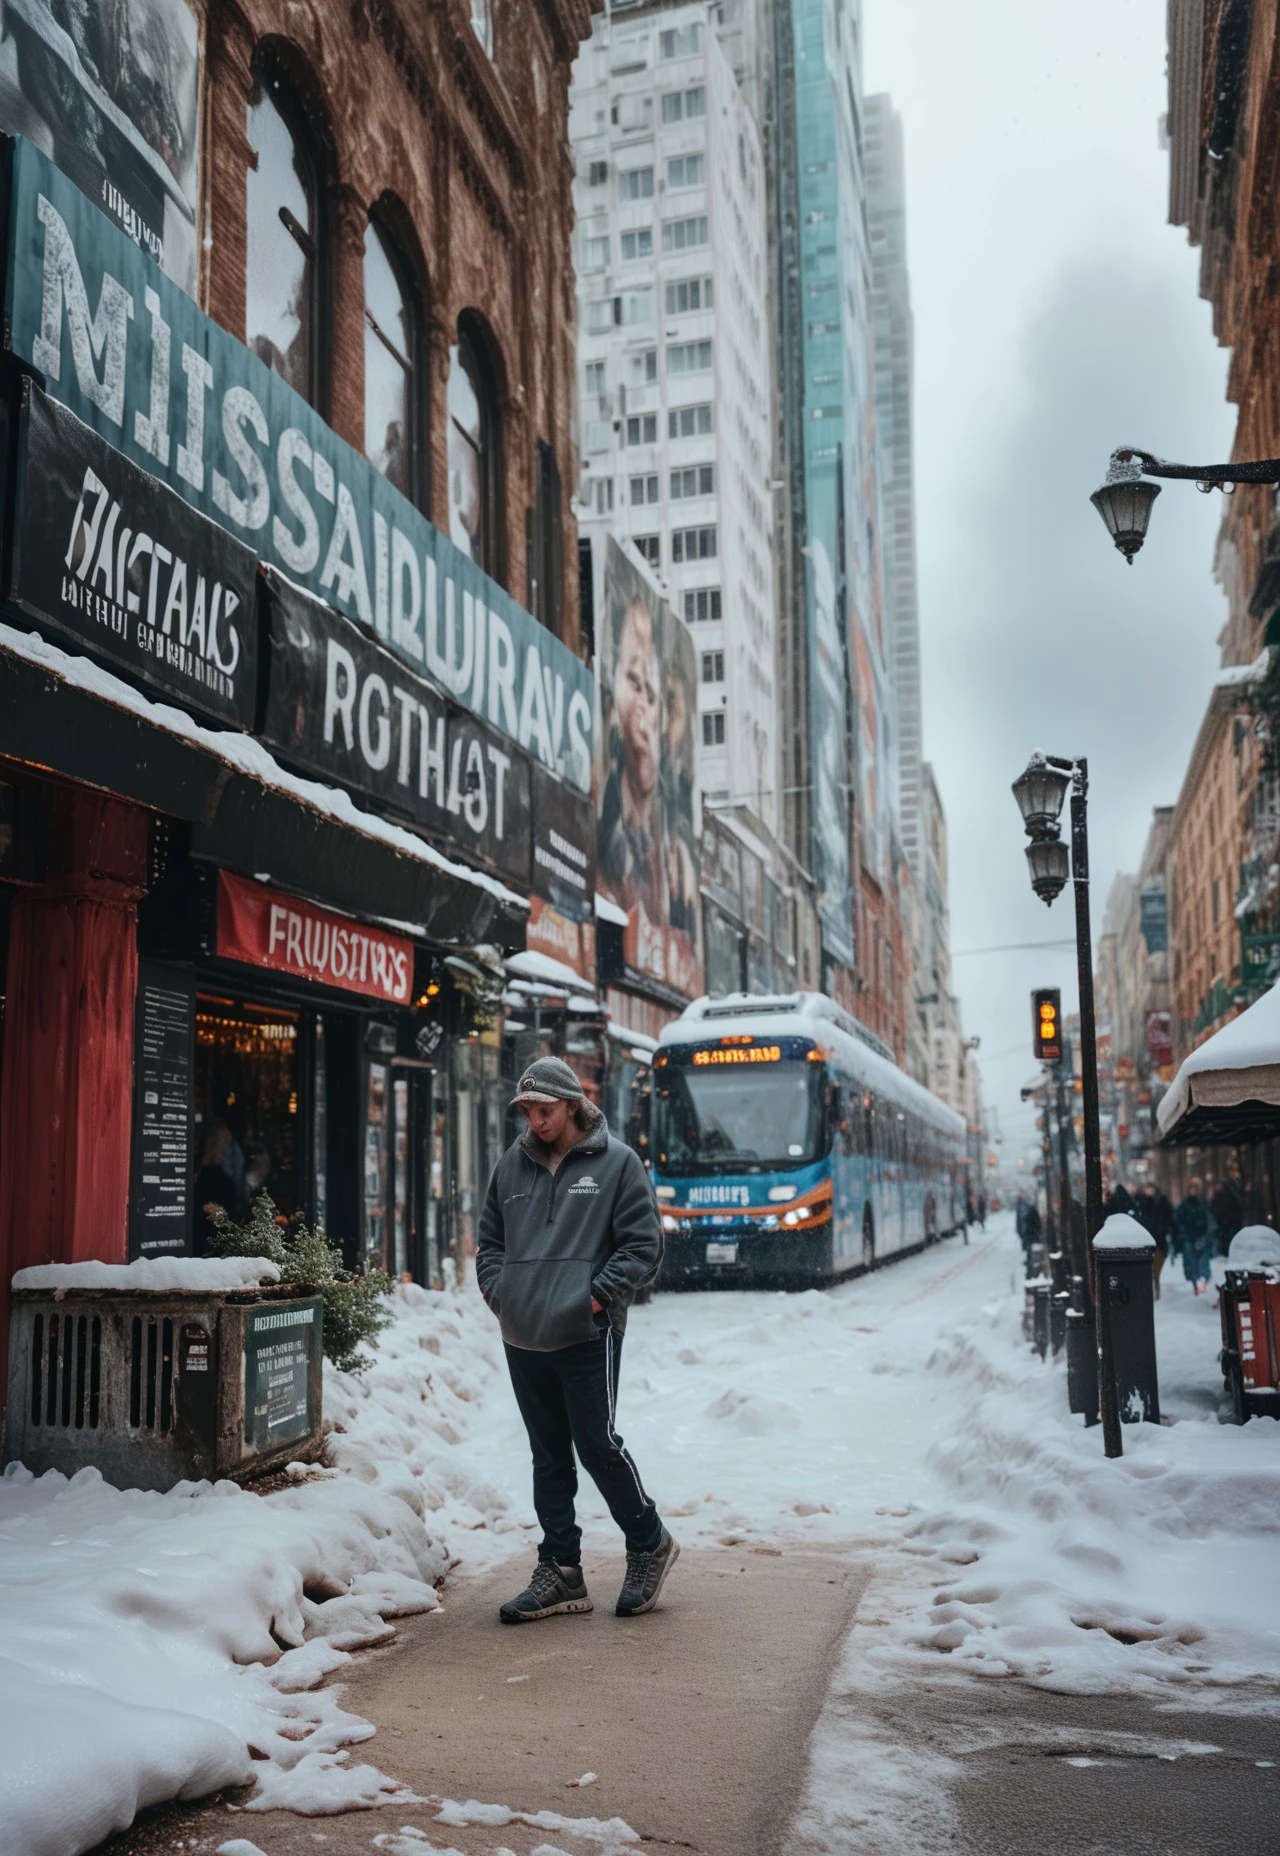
[863,0,1236,1165]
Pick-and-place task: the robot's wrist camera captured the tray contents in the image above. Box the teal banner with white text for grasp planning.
[1,136,593,791]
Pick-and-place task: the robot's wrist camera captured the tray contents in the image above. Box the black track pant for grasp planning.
[503,1321,662,1566]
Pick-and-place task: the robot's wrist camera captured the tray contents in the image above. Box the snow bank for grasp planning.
[0,1282,515,1856]
[861,1279,1280,1696]
[11,1256,280,1293]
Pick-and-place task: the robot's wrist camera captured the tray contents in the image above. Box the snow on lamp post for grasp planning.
[1092,444,1280,563]
[1012,753,1123,1459]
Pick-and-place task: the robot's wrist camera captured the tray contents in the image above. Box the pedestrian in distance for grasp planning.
[1210,1174,1244,1256]
[1015,1193,1042,1276]
[476,1056,678,1624]
[1136,1182,1171,1299]
[1015,1192,1031,1250]
[1172,1176,1217,1294]
[1104,1179,1134,1218]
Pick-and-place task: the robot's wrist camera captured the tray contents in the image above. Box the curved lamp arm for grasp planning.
[1110,446,1280,486]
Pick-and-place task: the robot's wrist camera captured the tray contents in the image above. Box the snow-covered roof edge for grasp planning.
[0,621,529,915]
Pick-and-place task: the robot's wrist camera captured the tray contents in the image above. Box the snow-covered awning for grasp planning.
[505,949,598,998]
[1157,978,1280,1145]
[0,620,528,949]
[606,1019,658,1057]
[594,891,629,928]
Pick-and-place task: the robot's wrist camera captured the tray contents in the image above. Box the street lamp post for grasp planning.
[1091,445,1280,563]
[1012,754,1124,1458]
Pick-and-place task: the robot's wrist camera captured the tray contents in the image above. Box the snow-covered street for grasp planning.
[4,1213,1279,1855]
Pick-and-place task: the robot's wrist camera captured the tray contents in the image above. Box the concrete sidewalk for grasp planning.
[94,1545,868,1856]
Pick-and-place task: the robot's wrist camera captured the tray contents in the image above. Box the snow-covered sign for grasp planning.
[2,135,594,791]
[1157,977,1280,1142]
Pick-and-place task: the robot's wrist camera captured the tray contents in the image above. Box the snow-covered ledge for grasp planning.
[11,1257,281,1294]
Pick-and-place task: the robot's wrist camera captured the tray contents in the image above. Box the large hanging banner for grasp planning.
[9,378,259,728]
[259,567,532,888]
[1,134,594,791]
[595,538,702,1000]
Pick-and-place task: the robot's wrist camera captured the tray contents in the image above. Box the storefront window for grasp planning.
[428,1096,447,1289]
[392,1072,410,1278]
[193,998,300,1246]
[312,1017,327,1225]
[450,1036,502,1279]
[363,1060,389,1266]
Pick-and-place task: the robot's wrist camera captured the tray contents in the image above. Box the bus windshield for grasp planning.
[655,1059,826,1172]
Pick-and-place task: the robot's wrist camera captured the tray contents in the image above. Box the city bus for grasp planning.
[652,992,968,1286]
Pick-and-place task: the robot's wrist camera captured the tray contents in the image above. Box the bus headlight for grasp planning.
[782,1206,812,1227]
[661,1214,680,1233]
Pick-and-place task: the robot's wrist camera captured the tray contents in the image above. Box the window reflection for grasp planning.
[246,75,318,403]
[448,338,485,564]
[364,220,415,499]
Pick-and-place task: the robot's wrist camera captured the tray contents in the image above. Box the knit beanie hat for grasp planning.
[513,1055,586,1105]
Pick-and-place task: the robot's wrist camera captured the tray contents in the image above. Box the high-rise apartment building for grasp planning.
[920,761,963,1110]
[865,93,921,885]
[771,0,904,1046]
[570,3,778,832]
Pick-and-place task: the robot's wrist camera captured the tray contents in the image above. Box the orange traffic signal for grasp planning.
[1032,987,1062,1062]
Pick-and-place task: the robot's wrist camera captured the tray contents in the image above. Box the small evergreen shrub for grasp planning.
[209,1194,393,1374]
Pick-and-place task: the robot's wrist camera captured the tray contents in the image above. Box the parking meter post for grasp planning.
[1093,1220,1160,1425]
[1033,1278,1052,1360]
[1049,1257,1069,1355]
[1065,1300,1100,1422]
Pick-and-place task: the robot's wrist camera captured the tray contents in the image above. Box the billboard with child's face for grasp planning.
[596,539,702,999]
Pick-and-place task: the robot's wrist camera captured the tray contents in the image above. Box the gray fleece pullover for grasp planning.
[475,1102,662,1352]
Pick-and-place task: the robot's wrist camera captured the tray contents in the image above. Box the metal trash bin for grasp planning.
[1094,1215,1159,1425]
[4,1282,325,1491]
[1219,1269,1280,1424]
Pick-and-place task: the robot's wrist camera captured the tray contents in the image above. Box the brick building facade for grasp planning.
[200,0,591,651]
[1165,0,1280,1055]
[0,0,597,1376]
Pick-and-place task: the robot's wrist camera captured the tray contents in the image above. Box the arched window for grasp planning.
[245,67,322,406]
[364,218,422,505]
[448,321,501,576]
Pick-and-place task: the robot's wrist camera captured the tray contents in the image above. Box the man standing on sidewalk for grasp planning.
[476,1056,677,1624]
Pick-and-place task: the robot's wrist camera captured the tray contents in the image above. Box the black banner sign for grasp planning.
[243,1297,322,1450]
[129,963,195,1260]
[9,380,259,728]
[532,764,595,921]
[261,569,532,887]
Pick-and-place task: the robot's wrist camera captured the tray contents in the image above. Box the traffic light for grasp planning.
[1032,988,1062,1062]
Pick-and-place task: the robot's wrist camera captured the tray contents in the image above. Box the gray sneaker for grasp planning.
[499,1559,593,1624]
[616,1528,680,1616]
